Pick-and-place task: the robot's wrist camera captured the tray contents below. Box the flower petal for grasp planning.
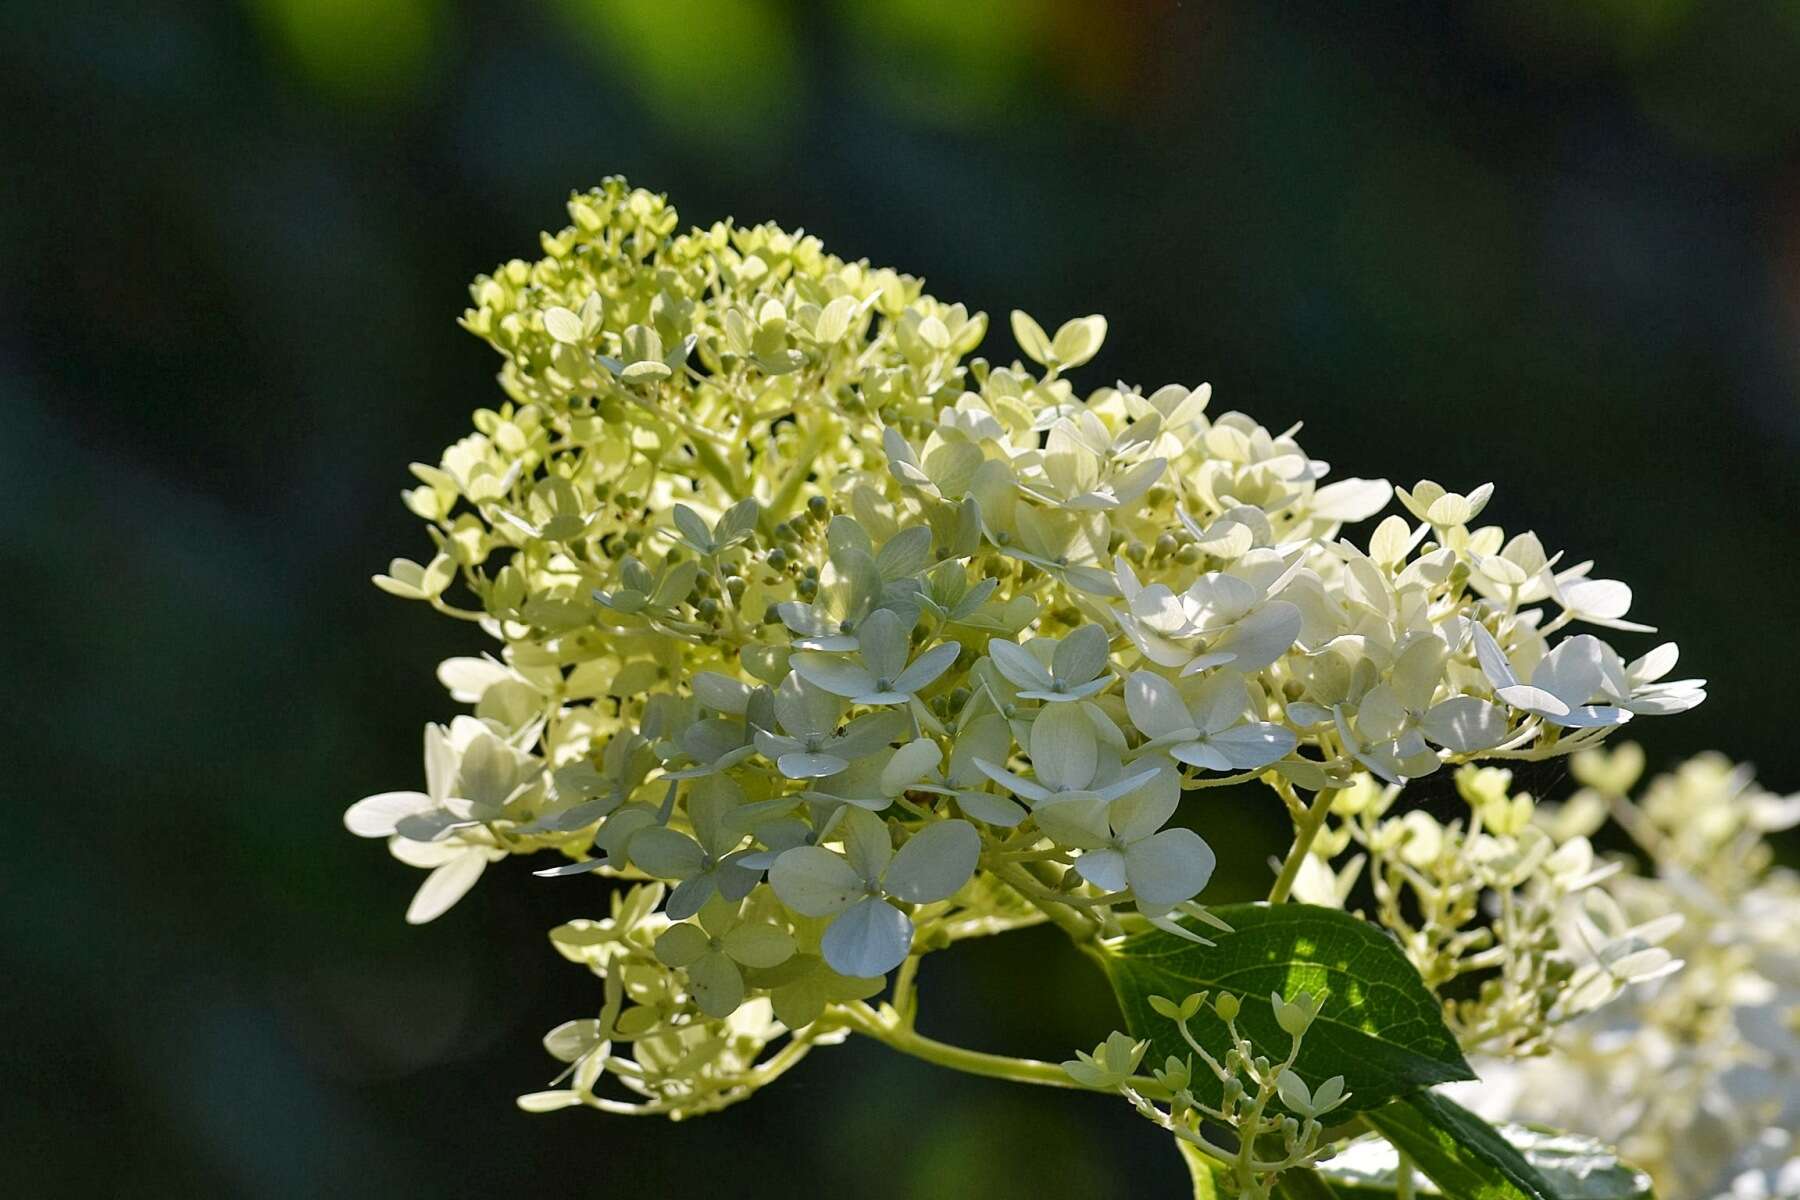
[881,738,942,796]
[855,608,911,681]
[1125,828,1216,906]
[768,846,864,917]
[722,922,797,969]
[891,641,961,694]
[884,819,981,903]
[1030,703,1097,792]
[790,653,879,699]
[686,950,746,1019]
[1033,793,1112,849]
[1419,696,1507,752]
[988,637,1055,690]
[1108,770,1180,842]
[405,850,487,924]
[1053,624,1111,686]
[839,806,895,883]
[955,790,1029,827]
[779,751,851,779]
[821,897,912,977]
[654,922,710,968]
[345,791,431,838]
[1125,671,1191,740]
[1075,847,1129,892]
[627,827,707,880]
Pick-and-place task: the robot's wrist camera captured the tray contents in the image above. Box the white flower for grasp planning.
[1618,642,1706,717]
[1396,478,1495,528]
[1113,553,1303,675]
[791,608,960,706]
[769,809,981,976]
[388,836,506,925]
[1275,1069,1350,1119]
[344,719,523,923]
[1061,1030,1149,1089]
[1124,669,1297,773]
[626,776,762,920]
[1335,635,1509,783]
[1122,382,1211,458]
[775,555,882,651]
[1550,566,1655,633]
[752,674,909,779]
[1014,410,1166,512]
[984,625,1113,703]
[345,717,536,844]
[1037,760,1218,909]
[803,739,943,813]
[908,713,1027,827]
[971,703,1161,817]
[654,896,796,1019]
[1001,504,1118,595]
[1472,626,1634,728]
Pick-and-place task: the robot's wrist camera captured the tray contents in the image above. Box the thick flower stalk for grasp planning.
[347,180,1733,1193]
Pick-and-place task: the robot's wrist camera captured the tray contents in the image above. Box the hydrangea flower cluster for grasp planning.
[348,181,1747,1195]
[1459,748,1800,1199]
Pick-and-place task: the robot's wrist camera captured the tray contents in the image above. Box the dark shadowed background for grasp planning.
[5,2,1798,1196]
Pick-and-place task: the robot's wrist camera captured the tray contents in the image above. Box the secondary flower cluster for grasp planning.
[1460,748,1800,1200]
[1287,763,1685,1059]
[347,180,1705,1118]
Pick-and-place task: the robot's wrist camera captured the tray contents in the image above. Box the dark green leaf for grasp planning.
[1316,1118,1655,1199]
[1361,1091,1631,1200]
[1275,1168,1343,1199]
[1102,903,1473,1113]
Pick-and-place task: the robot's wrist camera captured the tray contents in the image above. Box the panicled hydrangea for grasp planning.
[346,181,1746,1171]
[1454,749,1800,1200]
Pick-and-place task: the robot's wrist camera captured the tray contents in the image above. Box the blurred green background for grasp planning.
[6,1,1799,1196]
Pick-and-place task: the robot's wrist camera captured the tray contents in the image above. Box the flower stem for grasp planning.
[991,860,1099,941]
[1268,784,1338,904]
[836,1002,1084,1089]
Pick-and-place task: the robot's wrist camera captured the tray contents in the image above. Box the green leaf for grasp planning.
[1358,1091,1634,1200]
[1275,1169,1343,1200]
[1174,1140,1226,1200]
[1324,1104,1654,1199]
[1102,903,1473,1113]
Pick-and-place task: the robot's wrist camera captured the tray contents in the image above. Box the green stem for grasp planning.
[1268,785,1338,904]
[836,1003,1083,1089]
[764,410,838,530]
[691,438,743,498]
[992,860,1099,941]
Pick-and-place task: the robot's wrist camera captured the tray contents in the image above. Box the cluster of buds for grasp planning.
[1068,989,1349,1199]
